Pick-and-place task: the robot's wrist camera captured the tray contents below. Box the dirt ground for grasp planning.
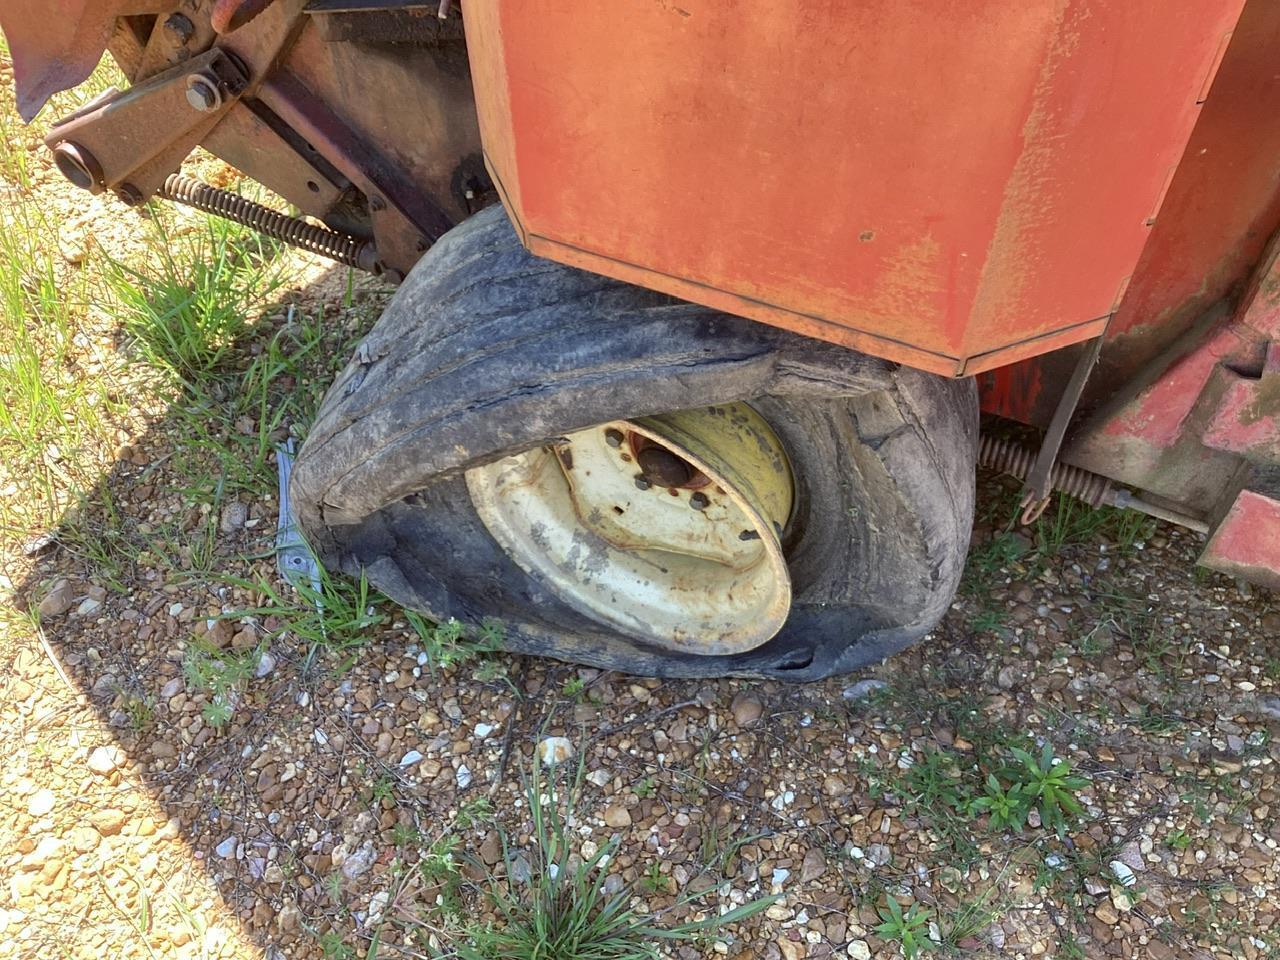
[2,53,1280,960]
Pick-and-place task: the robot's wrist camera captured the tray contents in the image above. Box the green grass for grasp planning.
[455,760,775,960]
[1032,495,1155,556]
[105,214,287,393]
[0,205,131,531]
[212,560,391,670]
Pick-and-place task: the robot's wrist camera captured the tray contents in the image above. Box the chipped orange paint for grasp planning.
[465,0,1244,376]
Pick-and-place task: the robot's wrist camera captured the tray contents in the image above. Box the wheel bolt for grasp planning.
[605,428,624,448]
[689,492,709,510]
[634,474,651,490]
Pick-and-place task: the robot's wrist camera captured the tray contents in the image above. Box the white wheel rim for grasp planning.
[464,403,794,655]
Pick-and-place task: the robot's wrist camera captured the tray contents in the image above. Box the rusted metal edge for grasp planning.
[1022,331,1108,512]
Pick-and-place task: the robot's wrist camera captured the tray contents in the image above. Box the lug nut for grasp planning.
[633,475,651,491]
[604,428,624,448]
[689,492,710,510]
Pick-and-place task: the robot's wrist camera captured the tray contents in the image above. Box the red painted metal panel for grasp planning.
[1201,490,1280,591]
[982,0,1280,426]
[467,0,1243,376]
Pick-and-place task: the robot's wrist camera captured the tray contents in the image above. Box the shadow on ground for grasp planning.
[6,237,1280,960]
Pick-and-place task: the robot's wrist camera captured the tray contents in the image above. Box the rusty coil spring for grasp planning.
[158,174,373,270]
[978,434,1112,508]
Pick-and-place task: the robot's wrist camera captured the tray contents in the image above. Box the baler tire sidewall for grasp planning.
[290,205,978,680]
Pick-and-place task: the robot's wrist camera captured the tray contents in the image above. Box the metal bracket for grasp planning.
[45,48,248,204]
[1020,333,1107,523]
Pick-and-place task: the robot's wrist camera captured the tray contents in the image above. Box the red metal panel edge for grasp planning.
[1200,489,1280,591]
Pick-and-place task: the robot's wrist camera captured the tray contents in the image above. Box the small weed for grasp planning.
[968,608,1006,635]
[640,861,665,894]
[407,612,501,675]
[967,773,1032,832]
[121,694,156,734]
[226,565,384,661]
[961,532,1030,599]
[902,749,968,815]
[182,636,259,727]
[875,897,934,959]
[389,822,424,848]
[456,796,494,830]
[1165,828,1192,851]
[420,835,464,918]
[317,929,355,960]
[323,870,345,903]
[369,774,396,807]
[561,676,586,699]
[634,776,656,800]
[1008,743,1088,837]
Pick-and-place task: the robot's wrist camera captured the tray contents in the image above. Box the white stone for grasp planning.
[27,789,55,817]
[1109,860,1137,888]
[367,891,390,924]
[536,736,575,767]
[474,723,496,739]
[842,679,887,701]
[847,941,871,960]
[399,750,424,767]
[456,765,473,789]
[215,837,237,859]
[255,651,276,678]
[86,746,124,776]
[341,840,376,879]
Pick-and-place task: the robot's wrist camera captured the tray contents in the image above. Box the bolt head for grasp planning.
[604,428,624,448]
[114,183,144,206]
[164,12,195,41]
[689,492,710,510]
[185,75,222,112]
[633,475,651,491]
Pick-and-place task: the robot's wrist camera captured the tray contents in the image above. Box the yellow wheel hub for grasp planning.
[464,403,794,654]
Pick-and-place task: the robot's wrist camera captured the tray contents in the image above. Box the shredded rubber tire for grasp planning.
[291,205,978,679]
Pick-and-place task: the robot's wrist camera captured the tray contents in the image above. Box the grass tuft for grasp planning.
[106,213,286,393]
[457,759,775,960]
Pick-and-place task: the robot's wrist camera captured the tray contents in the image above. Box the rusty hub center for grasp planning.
[634,439,701,488]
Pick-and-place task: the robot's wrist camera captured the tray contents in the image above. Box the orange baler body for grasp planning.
[464,1,1242,377]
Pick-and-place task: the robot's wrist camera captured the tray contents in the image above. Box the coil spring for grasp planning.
[978,434,1112,508]
[158,174,374,271]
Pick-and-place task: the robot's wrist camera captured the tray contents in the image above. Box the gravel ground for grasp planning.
[2,53,1280,960]
[6,475,1280,960]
